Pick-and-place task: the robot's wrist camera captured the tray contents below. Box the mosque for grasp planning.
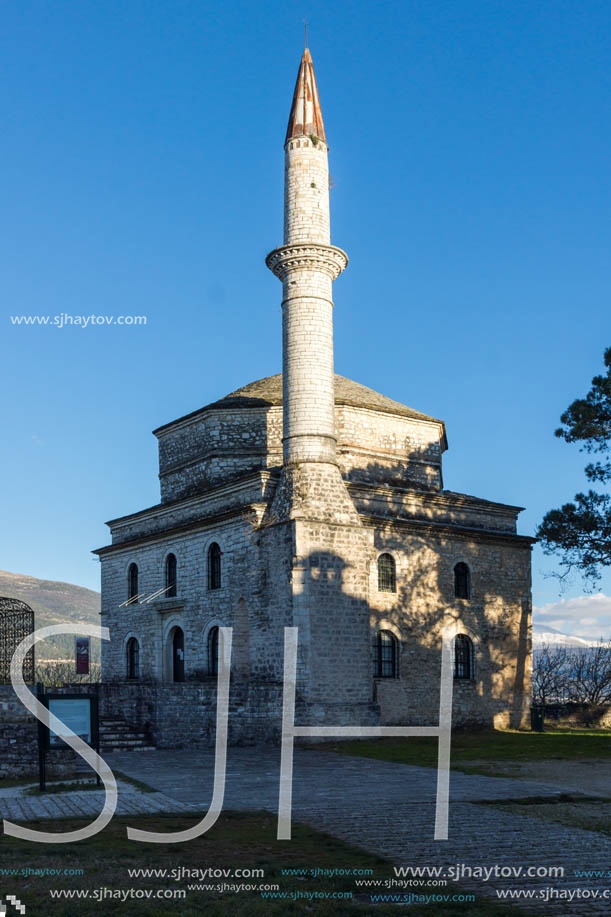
[95,46,533,744]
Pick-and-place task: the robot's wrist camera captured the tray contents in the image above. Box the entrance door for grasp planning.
[172,627,185,682]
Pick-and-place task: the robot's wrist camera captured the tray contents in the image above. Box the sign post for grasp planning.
[37,692,101,788]
[36,683,46,792]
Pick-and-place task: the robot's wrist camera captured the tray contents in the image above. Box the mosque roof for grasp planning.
[153,374,446,442]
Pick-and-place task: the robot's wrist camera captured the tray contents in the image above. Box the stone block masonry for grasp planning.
[0,685,39,778]
[284,139,331,244]
[266,243,348,465]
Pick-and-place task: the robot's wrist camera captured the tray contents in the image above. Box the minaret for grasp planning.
[266,47,348,467]
[262,48,376,728]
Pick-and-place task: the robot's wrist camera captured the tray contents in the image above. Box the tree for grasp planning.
[537,346,611,582]
[532,644,569,705]
[34,660,101,687]
[565,642,611,706]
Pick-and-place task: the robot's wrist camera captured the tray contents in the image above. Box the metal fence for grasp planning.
[0,597,35,684]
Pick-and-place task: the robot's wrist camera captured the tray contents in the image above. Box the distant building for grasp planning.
[95,47,533,744]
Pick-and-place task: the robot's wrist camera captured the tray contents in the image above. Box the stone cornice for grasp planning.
[92,503,266,557]
[359,512,536,546]
[338,444,441,467]
[154,405,277,439]
[265,243,348,280]
[149,597,185,614]
[103,471,277,529]
[346,481,524,516]
[159,450,282,479]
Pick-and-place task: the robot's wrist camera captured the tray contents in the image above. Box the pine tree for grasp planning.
[537,347,611,581]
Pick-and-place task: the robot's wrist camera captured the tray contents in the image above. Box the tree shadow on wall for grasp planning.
[335,448,532,731]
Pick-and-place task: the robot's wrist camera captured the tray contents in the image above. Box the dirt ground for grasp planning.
[469,757,611,840]
[467,757,611,797]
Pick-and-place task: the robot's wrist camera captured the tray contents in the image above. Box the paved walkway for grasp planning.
[0,777,194,822]
[105,748,611,915]
[2,748,610,914]
[105,748,611,914]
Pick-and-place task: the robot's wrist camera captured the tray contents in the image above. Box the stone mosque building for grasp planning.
[95,47,533,744]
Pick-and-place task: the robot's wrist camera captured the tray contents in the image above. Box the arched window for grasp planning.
[208,626,219,676]
[172,627,185,682]
[373,630,399,678]
[454,562,471,599]
[454,634,474,679]
[126,637,140,679]
[127,563,139,604]
[208,543,222,590]
[165,553,177,597]
[377,554,396,593]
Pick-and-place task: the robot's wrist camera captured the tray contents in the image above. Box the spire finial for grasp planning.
[285,41,326,143]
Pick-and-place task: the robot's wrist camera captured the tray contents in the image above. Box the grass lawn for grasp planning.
[0,812,520,915]
[0,775,40,790]
[319,728,611,774]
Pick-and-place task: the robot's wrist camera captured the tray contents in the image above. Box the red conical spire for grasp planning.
[285,47,326,144]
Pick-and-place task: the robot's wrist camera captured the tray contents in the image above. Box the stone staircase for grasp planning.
[99,717,155,753]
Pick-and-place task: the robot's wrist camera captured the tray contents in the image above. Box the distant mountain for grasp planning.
[0,570,100,661]
[532,623,601,649]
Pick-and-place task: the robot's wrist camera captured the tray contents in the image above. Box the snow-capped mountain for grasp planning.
[532,623,601,649]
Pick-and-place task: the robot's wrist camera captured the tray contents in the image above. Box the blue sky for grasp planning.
[1,1,609,635]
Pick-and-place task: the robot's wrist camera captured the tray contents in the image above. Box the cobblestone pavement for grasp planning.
[2,748,609,914]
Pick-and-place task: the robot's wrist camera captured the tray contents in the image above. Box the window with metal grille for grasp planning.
[208,543,222,590]
[208,626,219,676]
[454,634,473,679]
[377,553,396,593]
[166,553,177,597]
[126,637,140,679]
[172,627,185,683]
[127,563,139,604]
[454,562,471,599]
[373,630,398,678]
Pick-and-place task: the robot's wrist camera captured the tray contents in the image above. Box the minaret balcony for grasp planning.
[266,243,348,282]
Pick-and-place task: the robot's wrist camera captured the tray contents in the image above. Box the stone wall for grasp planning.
[0,685,89,779]
[156,409,283,504]
[337,406,443,490]
[0,685,38,778]
[543,702,611,729]
[94,681,288,746]
[368,525,532,730]
[101,512,262,684]
[98,457,532,735]
[151,398,446,510]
